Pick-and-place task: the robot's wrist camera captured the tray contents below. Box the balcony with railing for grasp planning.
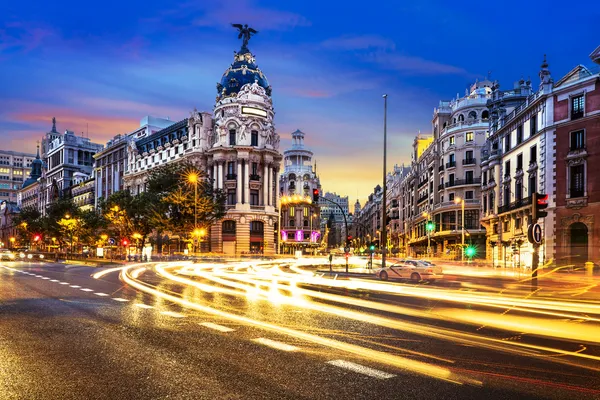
[446,161,456,169]
[417,179,428,189]
[226,173,237,180]
[249,174,261,181]
[417,193,429,204]
[438,165,444,172]
[438,183,445,191]
[462,158,476,165]
[445,178,481,188]
[497,195,533,215]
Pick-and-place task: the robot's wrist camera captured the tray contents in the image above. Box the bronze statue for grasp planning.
[232,24,258,49]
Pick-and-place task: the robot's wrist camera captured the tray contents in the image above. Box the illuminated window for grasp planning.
[449,136,455,146]
[290,207,295,217]
[465,132,474,142]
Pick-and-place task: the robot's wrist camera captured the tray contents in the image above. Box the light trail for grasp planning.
[120,264,477,385]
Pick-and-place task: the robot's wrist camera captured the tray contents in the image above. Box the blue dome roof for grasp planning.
[22,148,43,189]
[217,48,271,98]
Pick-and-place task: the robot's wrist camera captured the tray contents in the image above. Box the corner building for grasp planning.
[208,42,282,255]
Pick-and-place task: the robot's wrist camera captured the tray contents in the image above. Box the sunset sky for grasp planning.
[1,0,598,204]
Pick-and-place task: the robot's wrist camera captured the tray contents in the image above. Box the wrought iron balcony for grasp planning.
[446,161,456,168]
[226,173,237,180]
[445,178,481,188]
[462,158,476,165]
[249,174,261,181]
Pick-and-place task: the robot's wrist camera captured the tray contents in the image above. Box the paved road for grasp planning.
[1,261,599,400]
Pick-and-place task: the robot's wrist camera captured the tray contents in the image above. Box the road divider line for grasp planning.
[199,322,235,332]
[41,277,50,280]
[160,311,185,318]
[112,297,129,302]
[50,279,59,282]
[70,285,80,288]
[326,360,396,379]
[80,288,93,292]
[252,338,299,352]
[59,282,69,285]
[134,304,154,309]
[94,293,109,297]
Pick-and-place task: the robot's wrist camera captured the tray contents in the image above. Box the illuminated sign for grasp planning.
[281,231,288,241]
[242,106,267,118]
[296,230,303,242]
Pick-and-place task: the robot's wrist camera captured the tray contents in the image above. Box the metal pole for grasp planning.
[461,200,465,263]
[381,94,388,270]
[194,181,198,254]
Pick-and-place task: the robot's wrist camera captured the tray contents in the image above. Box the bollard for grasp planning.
[585,261,594,276]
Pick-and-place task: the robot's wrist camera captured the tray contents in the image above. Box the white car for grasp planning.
[377,261,443,282]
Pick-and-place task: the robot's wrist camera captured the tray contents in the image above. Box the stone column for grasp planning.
[268,166,273,206]
[213,164,217,189]
[263,163,269,206]
[244,159,250,204]
[218,162,223,189]
[275,168,280,209]
[237,162,243,204]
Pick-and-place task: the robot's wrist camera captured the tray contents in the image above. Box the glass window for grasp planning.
[465,132,473,142]
[570,130,585,150]
[250,190,259,205]
[449,136,455,146]
[505,161,510,177]
[465,191,474,200]
[517,125,523,144]
[505,134,511,151]
[251,130,259,146]
[530,145,537,164]
[227,190,236,205]
[530,115,537,134]
[570,164,585,198]
[465,170,474,183]
[517,154,523,170]
[571,95,584,119]
[229,129,236,145]
[529,175,536,197]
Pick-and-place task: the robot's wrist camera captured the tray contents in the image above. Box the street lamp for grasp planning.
[193,228,206,254]
[132,232,142,258]
[9,236,15,249]
[187,172,199,230]
[454,196,465,263]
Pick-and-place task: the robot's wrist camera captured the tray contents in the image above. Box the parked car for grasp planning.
[0,250,16,260]
[376,260,443,282]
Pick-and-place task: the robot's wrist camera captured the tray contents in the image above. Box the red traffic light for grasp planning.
[537,194,549,205]
[312,188,319,202]
[34,235,41,241]
[122,239,129,246]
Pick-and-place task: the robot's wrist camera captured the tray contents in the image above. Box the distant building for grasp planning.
[40,118,103,213]
[278,129,321,254]
[67,172,95,212]
[17,146,44,211]
[319,192,349,247]
[0,149,35,204]
[0,201,19,249]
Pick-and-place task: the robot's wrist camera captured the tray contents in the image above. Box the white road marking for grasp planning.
[112,297,129,302]
[94,293,109,297]
[252,338,299,352]
[80,288,93,292]
[70,285,81,288]
[41,277,50,280]
[134,304,154,309]
[326,360,396,379]
[50,279,59,282]
[199,322,235,333]
[59,282,69,285]
[160,311,185,318]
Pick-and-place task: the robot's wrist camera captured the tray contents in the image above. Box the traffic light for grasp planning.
[122,239,129,246]
[532,192,549,221]
[369,243,375,252]
[312,188,319,202]
[426,221,435,232]
[347,235,353,242]
[33,234,41,242]
[465,245,476,258]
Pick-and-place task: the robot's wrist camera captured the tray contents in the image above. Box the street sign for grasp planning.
[528,223,542,244]
[108,238,116,245]
[344,247,350,253]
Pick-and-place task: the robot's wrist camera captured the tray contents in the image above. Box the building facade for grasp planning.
[0,150,35,204]
[41,118,103,213]
[278,129,321,254]
[17,146,44,211]
[123,34,282,255]
[94,116,173,207]
[552,56,600,266]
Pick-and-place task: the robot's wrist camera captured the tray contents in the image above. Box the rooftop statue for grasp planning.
[232,24,258,50]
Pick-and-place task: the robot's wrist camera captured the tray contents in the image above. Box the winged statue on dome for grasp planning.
[232,24,258,49]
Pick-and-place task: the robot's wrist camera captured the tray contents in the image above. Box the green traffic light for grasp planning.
[465,246,476,257]
[426,222,435,232]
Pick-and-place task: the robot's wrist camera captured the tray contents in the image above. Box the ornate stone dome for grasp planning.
[217,48,271,99]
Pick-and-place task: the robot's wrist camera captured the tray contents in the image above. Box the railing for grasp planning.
[445,178,481,188]
[249,174,260,181]
[446,161,456,168]
[498,195,533,215]
[438,183,445,191]
[417,194,429,204]
[438,165,444,172]
[462,158,476,165]
[417,180,428,188]
[226,173,237,180]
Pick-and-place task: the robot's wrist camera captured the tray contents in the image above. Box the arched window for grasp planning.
[229,129,236,145]
[468,111,477,120]
[303,219,309,227]
[250,221,264,234]
[458,114,465,122]
[482,110,489,120]
[223,220,236,234]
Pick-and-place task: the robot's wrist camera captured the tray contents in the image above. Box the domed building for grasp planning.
[207,32,283,255]
[278,129,321,254]
[18,145,44,211]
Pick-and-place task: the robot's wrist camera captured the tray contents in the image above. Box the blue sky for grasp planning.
[1,0,598,203]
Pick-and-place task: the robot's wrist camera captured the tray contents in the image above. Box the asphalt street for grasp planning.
[1,261,599,400]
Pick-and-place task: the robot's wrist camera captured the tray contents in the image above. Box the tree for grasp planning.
[13,206,44,247]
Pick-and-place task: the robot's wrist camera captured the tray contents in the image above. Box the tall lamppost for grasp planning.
[193,228,206,255]
[381,94,388,270]
[454,197,465,263]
